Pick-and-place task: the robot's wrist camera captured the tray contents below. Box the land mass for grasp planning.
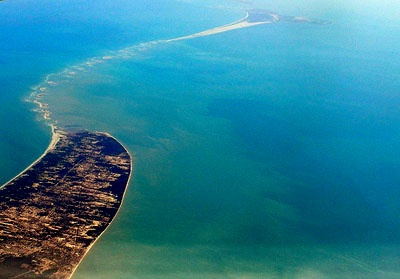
[0,130,132,279]
[167,9,330,42]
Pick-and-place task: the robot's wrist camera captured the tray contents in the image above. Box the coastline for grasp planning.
[0,129,133,278]
[0,124,62,190]
[0,80,62,190]
[4,45,135,278]
[67,132,133,279]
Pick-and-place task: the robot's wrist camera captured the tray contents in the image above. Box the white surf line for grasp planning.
[14,9,270,192]
[26,11,268,126]
[18,10,271,188]
[18,10,272,194]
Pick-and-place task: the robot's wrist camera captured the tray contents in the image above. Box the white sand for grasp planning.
[166,13,272,42]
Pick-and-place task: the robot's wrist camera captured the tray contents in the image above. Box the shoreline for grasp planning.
[0,124,62,190]
[0,128,133,278]
[12,47,134,278]
[67,132,133,279]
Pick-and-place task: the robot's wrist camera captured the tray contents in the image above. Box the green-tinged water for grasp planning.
[2,0,400,278]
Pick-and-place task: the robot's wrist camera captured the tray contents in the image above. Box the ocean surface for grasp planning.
[1,0,400,278]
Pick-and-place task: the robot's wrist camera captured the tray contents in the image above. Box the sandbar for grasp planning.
[0,130,132,279]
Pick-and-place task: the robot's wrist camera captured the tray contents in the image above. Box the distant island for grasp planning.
[0,130,132,279]
[247,9,330,25]
[167,9,330,42]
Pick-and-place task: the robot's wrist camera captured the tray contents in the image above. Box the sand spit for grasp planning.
[0,131,132,278]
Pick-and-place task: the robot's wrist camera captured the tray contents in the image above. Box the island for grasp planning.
[0,130,132,279]
[167,9,330,42]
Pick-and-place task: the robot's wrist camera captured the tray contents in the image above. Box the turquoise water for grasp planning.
[2,0,400,278]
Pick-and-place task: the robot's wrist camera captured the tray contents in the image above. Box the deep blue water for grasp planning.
[2,0,400,278]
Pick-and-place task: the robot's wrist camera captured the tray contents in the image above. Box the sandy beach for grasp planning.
[0,125,62,190]
[167,21,270,42]
[68,132,133,279]
[166,12,273,42]
[0,129,132,278]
